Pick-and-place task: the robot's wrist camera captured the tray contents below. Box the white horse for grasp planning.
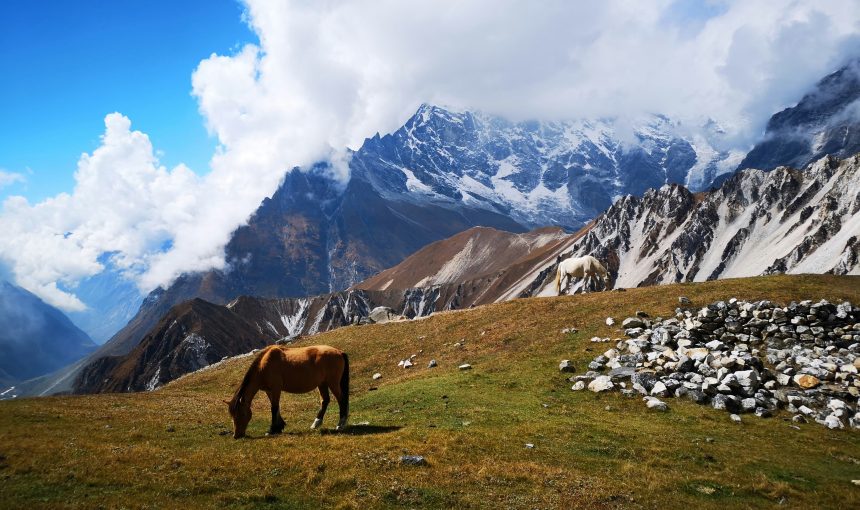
[554,255,609,295]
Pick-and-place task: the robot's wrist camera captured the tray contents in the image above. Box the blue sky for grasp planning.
[0,0,253,202]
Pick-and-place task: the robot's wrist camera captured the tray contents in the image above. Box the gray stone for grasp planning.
[458,364,472,371]
[754,407,772,418]
[428,360,438,368]
[369,306,399,324]
[559,360,575,373]
[631,371,658,392]
[622,317,645,329]
[644,396,669,411]
[588,376,615,392]
[824,415,844,430]
[608,366,635,380]
[650,381,668,397]
[372,373,382,380]
[571,381,585,391]
[400,455,428,466]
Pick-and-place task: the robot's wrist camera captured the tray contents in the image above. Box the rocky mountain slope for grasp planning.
[737,59,860,173]
[0,281,96,389]
[356,226,569,291]
[28,61,860,397]
[64,152,860,394]
[69,226,574,393]
[527,154,860,296]
[74,298,270,393]
[52,104,735,395]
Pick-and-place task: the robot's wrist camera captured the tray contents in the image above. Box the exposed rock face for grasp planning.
[63,104,739,397]
[0,281,96,392]
[528,154,860,296]
[571,298,860,429]
[738,59,860,174]
[357,226,569,291]
[75,299,268,393]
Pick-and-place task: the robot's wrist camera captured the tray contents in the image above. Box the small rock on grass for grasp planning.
[678,296,692,305]
[428,360,438,368]
[643,396,669,411]
[458,364,472,370]
[372,373,382,380]
[525,443,535,449]
[400,455,428,466]
[571,381,585,391]
[559,360,575,373]
[605,317,615,326]
[730,414,742,423]
[588,376,614,392]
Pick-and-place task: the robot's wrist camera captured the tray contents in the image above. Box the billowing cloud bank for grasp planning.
[2,0,859,311]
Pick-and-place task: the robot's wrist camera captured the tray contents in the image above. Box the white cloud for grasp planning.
[2,0,860,311]
[0,114,201,310]
[0,169,25,189]
[194,0,860,159]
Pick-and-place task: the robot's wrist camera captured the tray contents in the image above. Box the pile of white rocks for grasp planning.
[568,297,860,429]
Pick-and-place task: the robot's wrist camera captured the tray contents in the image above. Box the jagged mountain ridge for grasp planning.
[70,226,576,393]
[738,59,860,173]
[28,59,859,397]
[527,154,860,296]
[68,153,860,394]
[55,104,736,395]
[360,105,740,228]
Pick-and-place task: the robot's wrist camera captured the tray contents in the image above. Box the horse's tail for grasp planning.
[339,352,350,418]
[554,264,562,295]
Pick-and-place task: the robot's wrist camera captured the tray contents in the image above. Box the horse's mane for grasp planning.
[229,348,267,413]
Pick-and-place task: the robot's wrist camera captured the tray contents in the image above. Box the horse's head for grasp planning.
[226,399,252,439]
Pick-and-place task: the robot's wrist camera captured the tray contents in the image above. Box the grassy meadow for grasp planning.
[1,274,859,509]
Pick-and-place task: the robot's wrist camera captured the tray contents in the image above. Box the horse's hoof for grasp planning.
[310,418,322,430]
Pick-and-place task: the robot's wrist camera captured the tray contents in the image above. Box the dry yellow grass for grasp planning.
[1,274,859,509]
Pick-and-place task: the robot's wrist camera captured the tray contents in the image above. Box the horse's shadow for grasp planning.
[246,424,402,439]
[321,424,401,436]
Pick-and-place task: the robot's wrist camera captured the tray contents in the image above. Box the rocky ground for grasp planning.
[566,297,860,429]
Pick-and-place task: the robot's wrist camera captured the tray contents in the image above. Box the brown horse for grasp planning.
[226,345,349,438]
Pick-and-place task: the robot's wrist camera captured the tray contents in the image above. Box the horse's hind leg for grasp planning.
[266,390,285,435]
[329,382,348,431]
[311,385,330,430]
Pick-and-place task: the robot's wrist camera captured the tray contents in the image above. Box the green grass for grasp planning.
[1,275,860,509]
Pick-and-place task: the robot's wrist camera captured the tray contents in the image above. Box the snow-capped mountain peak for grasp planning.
[353,104,741,230]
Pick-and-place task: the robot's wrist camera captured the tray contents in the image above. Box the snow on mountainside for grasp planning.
[66,154,860,395]
[358,105,741,229]
[56,104,736,396]
[527,154,860,296]
[737,59,860,174]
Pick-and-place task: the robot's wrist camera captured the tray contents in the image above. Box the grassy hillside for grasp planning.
[1,275,859,509]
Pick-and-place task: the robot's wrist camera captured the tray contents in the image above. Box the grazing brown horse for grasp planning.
[226,345,349,438]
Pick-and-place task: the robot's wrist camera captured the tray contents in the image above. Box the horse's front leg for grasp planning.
[311,385,330,430]
[266,390,285,435]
